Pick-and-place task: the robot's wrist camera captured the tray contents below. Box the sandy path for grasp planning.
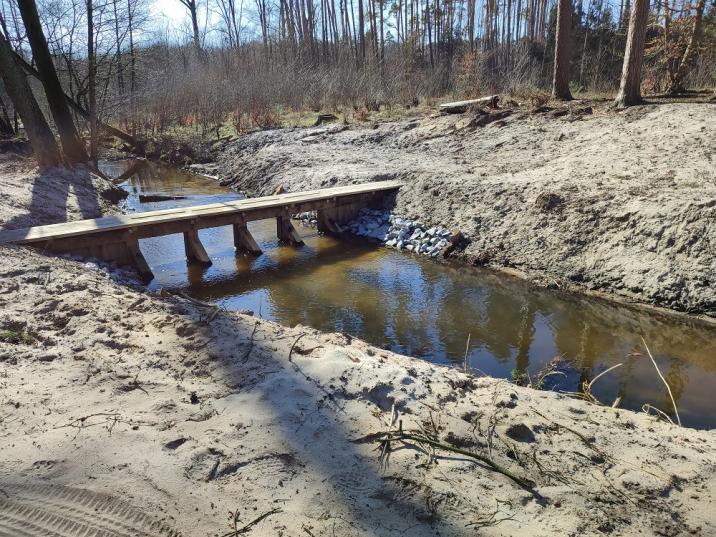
[213,102,716,317]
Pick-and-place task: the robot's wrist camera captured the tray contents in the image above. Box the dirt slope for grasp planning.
[214,102,716,316]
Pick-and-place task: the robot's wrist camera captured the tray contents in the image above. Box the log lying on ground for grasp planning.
[12,49,139,148]
[440,95,500,113]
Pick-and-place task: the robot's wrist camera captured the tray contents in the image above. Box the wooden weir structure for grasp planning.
[0,181,402,282]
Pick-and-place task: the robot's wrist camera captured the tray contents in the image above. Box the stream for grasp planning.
[101,159,716,429]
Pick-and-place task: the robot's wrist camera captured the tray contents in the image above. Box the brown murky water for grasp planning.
[102,160,716,429]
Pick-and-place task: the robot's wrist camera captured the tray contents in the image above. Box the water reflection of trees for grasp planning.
[193,243,716,378]
[104,160,716,425]
[111,160,228,198]
[164,218,716,425]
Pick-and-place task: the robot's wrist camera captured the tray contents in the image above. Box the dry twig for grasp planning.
[240,321,259,361]
[355,428,536,493]
[581,363,623,404]
[642,337,681,426]
[223,508,282,536]
[463,333,471,372]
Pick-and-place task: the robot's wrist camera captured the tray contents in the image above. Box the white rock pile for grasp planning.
[345,209,391,241]
[348,209,456,258]
[295,210,318,226]
[294,208,460,258]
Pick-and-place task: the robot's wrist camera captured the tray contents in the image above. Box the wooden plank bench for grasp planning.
[0,180,403,282]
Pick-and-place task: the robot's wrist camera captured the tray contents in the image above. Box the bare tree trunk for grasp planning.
[552,0,573,100]
[663,0,674,85]
[613,0,649,107]
[668,0,706,94]
[179,0,202,52]
[426,0,433,67]
[378,0,384,61]
[112,0,125,96]
[17,0,87,163]
[578,0,592,87]
[0,94,14,136]
[9,47,139,148]
[357,0,365,61]
[0,31,61,167]
[128,0,137,134]
[87,0,97,162]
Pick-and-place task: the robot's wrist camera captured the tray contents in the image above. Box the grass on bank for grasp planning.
[0,330,35,344]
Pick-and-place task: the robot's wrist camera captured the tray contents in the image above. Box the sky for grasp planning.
[149,0,241,46]
[152,0,189,27]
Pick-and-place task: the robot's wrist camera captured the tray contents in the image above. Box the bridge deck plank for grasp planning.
[0,180,402,244]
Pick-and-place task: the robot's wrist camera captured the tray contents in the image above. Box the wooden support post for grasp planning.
[183,229,212,266]
[317,209,343,234]
[276,214,304,246]
[125,238,154,283]
[41,231,155,283]
[233,223,262,256]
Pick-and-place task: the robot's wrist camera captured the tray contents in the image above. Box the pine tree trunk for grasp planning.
[0,31,61,168]
[17,0,87,163]
[357,0,365,61]
[613,0,649,107]
[552,0,573,100]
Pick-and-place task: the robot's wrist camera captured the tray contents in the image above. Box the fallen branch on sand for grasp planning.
[160,289,222,322]
[161,288,215,309]
[354,425,536,493]
[529,407,608,460]
[54,412,122,439]
[288,333,307,362]
[440,95,500,113]
[223,507,282,536]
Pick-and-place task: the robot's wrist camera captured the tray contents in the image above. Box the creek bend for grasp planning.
[102,159,716,429]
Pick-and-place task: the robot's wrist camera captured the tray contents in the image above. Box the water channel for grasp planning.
[101,159,716,429]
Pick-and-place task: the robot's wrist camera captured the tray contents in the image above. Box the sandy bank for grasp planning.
[0,153,126,230]
[212,102,716,317]
[1,245,715,536]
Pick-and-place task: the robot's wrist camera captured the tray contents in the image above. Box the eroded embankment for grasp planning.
[211,102,716,317]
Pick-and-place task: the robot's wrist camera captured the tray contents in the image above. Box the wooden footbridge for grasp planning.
[0,181,402,282]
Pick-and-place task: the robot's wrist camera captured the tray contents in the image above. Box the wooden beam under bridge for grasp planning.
[0,181,402,282]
